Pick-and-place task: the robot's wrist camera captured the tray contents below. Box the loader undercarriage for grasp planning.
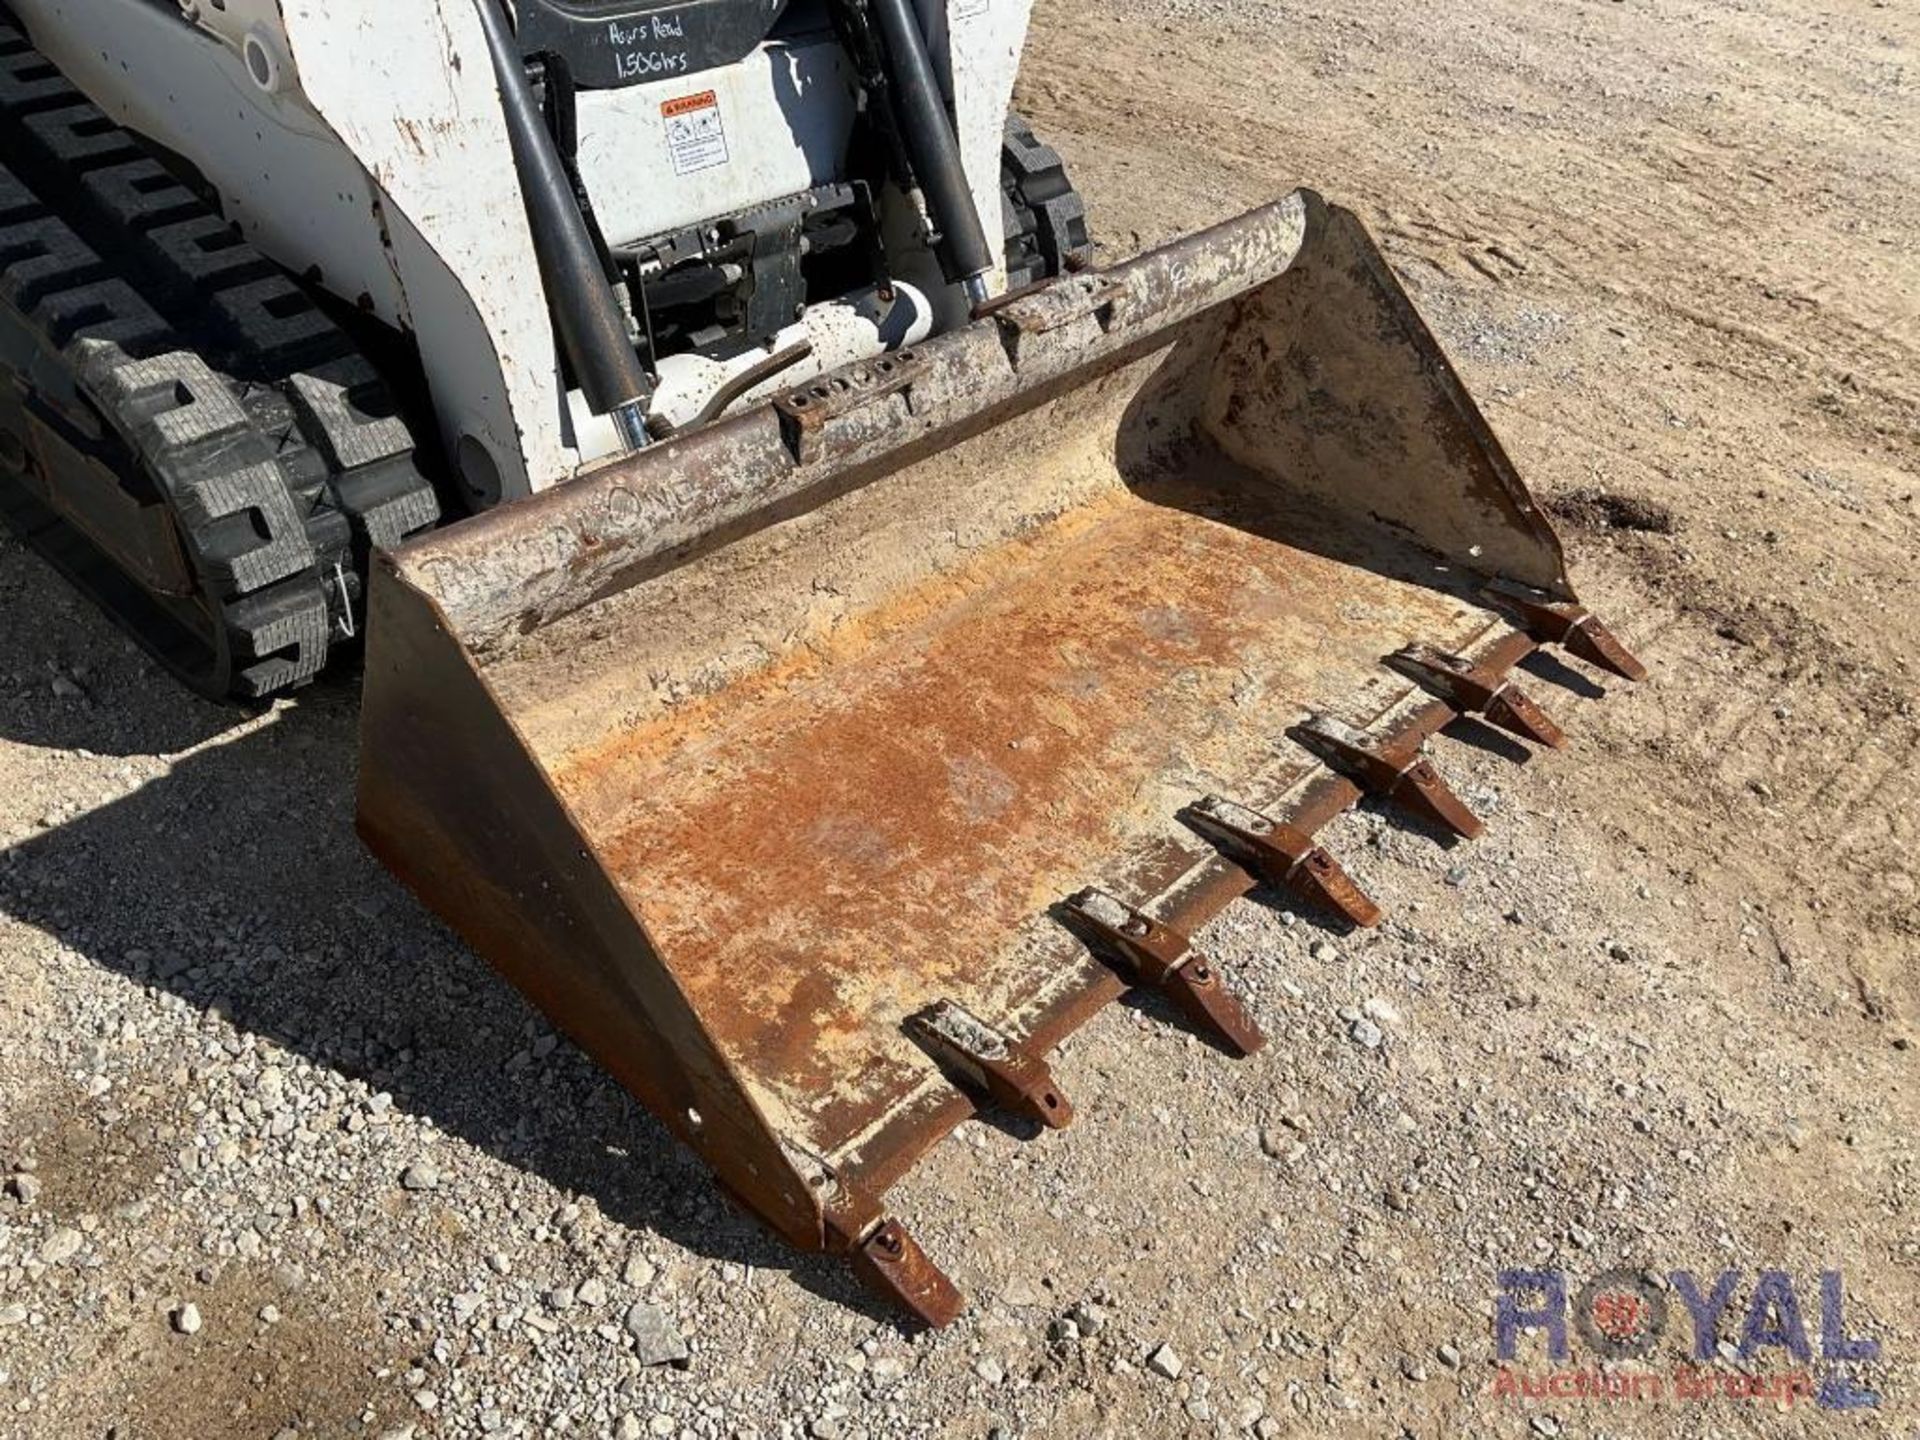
[0,22,439,697]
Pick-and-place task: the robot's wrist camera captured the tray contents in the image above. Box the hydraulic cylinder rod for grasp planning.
[474,0,652,450]
[868,0,995,303]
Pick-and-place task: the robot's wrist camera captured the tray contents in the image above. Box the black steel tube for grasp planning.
[473,0,653,423]
[867,0,994,288]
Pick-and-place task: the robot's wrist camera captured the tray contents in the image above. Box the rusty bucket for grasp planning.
[355,190,1641,1324]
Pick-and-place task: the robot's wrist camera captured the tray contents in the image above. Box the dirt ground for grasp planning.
[1,0,1916,1436]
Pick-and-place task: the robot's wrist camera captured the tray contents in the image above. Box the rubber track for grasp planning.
[1001,114,1093,290]
[0,19,438,699]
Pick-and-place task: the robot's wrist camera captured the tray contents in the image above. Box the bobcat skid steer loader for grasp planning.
[0,0,1642,1322]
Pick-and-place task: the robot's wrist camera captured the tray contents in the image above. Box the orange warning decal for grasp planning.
[660,90,730,176]
[661,90,718,119]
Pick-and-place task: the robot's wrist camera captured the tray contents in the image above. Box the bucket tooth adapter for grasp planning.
[355,192,1644,1322]
[1181,795,1384,929]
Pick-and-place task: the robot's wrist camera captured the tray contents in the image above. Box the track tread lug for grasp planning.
[206,274,351,374]
[145,213,274,294]
[0,213,106,310]
[32,276,169,354]
[77,157,204,236]
[0,43,77,116]
[227,576,330,694]
[0,167,41,223]
[21,101,141,173]
[1000,113,1093,289]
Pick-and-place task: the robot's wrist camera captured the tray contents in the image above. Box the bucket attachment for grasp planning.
[356,190,1641,1324]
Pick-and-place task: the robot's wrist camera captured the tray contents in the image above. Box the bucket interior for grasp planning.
[474,332,1512,1180]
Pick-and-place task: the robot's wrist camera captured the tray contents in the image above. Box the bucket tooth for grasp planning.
[1183,795,1383,927]
[1289,714,1485,840]
[1481,579,1648,683]
[1484,685,1568,750]
[846,1218,965,1330]
[907,1000,1073,1129]
[1385,642,1567,749]
[808,1154,965,1328]
[1562,616,1649,684]
[1061,889,1266,1056]
[1387,754,1485,840]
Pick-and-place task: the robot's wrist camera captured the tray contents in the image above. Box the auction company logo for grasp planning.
[1492,1268,1882,1412]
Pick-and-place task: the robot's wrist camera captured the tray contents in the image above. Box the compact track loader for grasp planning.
[0,0,1642,1322]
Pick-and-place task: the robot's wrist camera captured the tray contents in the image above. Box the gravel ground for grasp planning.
[2,0,1916,1435]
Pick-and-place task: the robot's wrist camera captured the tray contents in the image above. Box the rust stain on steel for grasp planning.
[804,626,1539,1197]
[551,485,1490,1164]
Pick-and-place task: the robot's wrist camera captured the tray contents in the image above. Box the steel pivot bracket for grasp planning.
[1385,642,1567,749]
[1060,889,1265,1056]
[1288,713,1485,839]
[1481,578,1648,682]
[1183,795,1382,927]
[907,1000,1073,1129]
[772,348,931,463]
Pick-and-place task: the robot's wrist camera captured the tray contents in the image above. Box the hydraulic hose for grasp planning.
[473,0,652,449]
[867,0,995,302]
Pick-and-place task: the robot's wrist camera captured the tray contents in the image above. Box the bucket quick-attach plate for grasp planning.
[356,191,1643,1323]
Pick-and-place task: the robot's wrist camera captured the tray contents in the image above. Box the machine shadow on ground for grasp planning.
[0,582,896,1320]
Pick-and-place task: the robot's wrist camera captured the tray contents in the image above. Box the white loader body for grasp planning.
[8,0,1028,496]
